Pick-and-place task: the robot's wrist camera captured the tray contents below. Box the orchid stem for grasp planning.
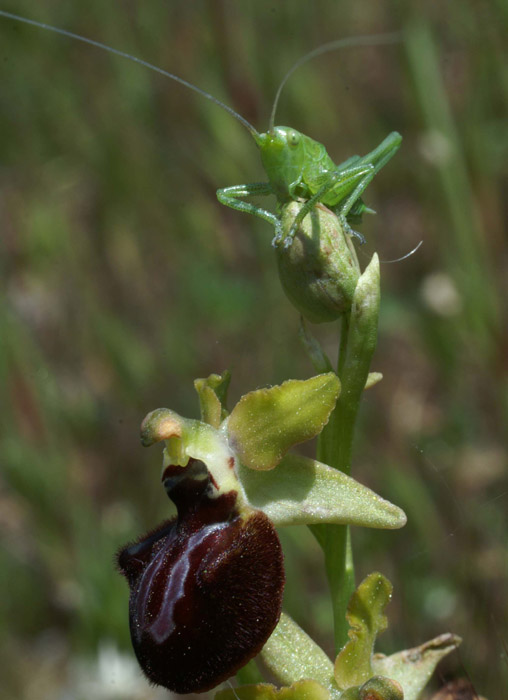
[315,256,381,653]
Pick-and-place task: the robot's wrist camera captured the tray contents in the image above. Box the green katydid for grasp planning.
[0,10,401,248]
[220,127,401,247]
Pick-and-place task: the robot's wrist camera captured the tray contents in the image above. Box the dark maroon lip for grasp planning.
[117,457,285,694]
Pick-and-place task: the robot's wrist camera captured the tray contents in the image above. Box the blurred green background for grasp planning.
[0,1,506,698]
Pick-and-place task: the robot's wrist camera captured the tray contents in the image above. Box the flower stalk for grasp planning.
[316,254,381,652]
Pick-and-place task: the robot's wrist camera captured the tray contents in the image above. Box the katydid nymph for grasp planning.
[0,10,401,249]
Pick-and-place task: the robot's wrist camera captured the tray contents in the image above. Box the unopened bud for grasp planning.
[360,676,404,700]
[276,201,361,323]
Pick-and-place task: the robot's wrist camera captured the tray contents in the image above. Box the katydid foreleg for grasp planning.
[216,183,283,240]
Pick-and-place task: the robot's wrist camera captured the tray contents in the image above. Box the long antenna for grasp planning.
[269,32,402,131]
[0,9,259,138]
[380,240,423,264]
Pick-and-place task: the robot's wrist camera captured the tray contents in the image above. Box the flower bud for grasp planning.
[276,201,360,323]
[359,676,404,700]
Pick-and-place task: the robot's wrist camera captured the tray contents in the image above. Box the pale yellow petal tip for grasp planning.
[140,408,183,446]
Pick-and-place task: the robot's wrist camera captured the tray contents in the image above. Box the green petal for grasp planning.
[227,374,340,471]
[334,573,393,690]
[215,680,331,700]
[239,454,406,529]
[371,634,462,700]
[140,407,243,500]
[260,613,336,693]
[194,370,231,427]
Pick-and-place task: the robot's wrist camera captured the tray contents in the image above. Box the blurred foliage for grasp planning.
[0,1,507,698]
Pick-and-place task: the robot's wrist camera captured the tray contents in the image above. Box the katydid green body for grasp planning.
[217,127,401,247]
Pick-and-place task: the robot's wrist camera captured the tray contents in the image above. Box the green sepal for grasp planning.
[227,374,340,471]
[260,613,337,694]
[239,454,406,529]
[194,370,231,427]
[371,633,462,700]
[334,572,393,690]
[215,680,331,700]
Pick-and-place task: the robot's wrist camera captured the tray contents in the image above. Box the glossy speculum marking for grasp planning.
[117,459,284,693]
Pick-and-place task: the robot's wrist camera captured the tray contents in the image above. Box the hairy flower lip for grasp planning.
[118,449,285,694]
[117,486,285,693]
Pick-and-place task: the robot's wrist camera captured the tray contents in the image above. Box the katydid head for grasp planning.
[254,127,308,201]
[255,32,403,202]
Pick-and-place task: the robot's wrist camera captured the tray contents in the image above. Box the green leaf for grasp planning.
[239,454,406,529]
[194,370,231,427]
[215,680,331,700]
[334,573,393,690]
[227,374,340,471]
[260,613,336,693]
[371,633,462,700]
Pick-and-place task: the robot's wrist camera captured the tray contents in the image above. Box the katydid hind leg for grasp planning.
[284,164,374,247]
[351,131,402,176]
[334,133,402,243]
[332,169,382,245]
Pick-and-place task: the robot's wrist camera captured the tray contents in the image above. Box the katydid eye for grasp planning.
[288,130,300,146]
[117,459,285,694]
